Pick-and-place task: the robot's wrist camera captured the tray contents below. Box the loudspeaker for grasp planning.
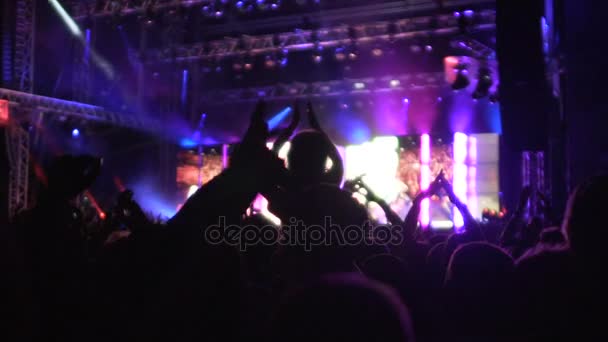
[496,0,551,151]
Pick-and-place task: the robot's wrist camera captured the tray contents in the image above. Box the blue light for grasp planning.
[181,69,188,107]
[72,128,80,138]
[179,138,198,148]
[267,107,292,130]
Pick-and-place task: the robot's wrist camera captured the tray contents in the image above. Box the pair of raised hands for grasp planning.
[272,101,323,154]
[419,170,460,204]
[346,170,461,205]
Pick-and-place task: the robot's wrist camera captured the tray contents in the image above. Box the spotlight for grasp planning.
[424,45,433,53]
[278,49,288,67]
[264,54,277,69]
[72,128,80,138]
[335,47,347,62]
[312,44,323,64]
[371,46,384,57]
[410,45,422,53]
[472,67,493,99]
[348,50,358,61]
[243,54,254,71]
[353,82,365,90]
[390,79,400,87]
[452,65,470,90]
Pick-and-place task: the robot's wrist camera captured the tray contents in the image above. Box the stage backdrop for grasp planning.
[176,133,499,229]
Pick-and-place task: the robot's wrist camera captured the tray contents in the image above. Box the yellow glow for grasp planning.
[345,136,400,203]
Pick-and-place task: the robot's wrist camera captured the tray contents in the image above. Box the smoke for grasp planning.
[129,174,178,221]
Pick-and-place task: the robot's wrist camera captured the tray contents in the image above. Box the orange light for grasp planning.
[0,99,9,126]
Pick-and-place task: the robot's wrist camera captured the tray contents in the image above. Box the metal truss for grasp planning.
[144,10,496,64]
[6,122,29,218]
[450,37,496,59]
[198,72,445,104]
[14,0,35,93]
[0,88,162,132]
[72,0,495,20]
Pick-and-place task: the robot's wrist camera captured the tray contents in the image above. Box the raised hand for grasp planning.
[232,101,269,168]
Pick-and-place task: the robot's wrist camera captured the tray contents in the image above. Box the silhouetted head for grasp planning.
[444,242,516,337]
[563,175,608,259]
[446,242,514,291]
[287,130,332,185]
[271,273,414,342]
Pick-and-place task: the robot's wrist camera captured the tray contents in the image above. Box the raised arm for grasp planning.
[439,172,485,241]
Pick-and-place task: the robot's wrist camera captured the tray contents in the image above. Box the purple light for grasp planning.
[72,128,80,138]
[420,134,431,228]
[453,132,468,231]
[403,98,410,104]
[463,10,474,17]
[467,137,478,220]
[222,144,229,168]
[453,11,461,18]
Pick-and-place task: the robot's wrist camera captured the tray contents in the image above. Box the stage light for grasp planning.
[264,54,277,69]
[410,45,422,53]
[424,45,433,53]
[371,47,384,57]
[187,185,199,198]
[335,47,347,62]
[345,137,400,208]
[403,98,409,104]
[390,79,400,87]
[268,107,293,130]
[278,48,289,67]
[420,134,431,228]
[472,67,493,99]
[353,82,366,90]
[452,65,470,90]
[72,128,80,138]
[244,55,254,71]
[348,50,358,61]
[453,132,469,232]
[49,0,82,37]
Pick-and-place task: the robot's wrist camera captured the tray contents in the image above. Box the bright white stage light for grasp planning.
[49,0,82,37]
[345,136,399,203]
[187,185,199,198]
